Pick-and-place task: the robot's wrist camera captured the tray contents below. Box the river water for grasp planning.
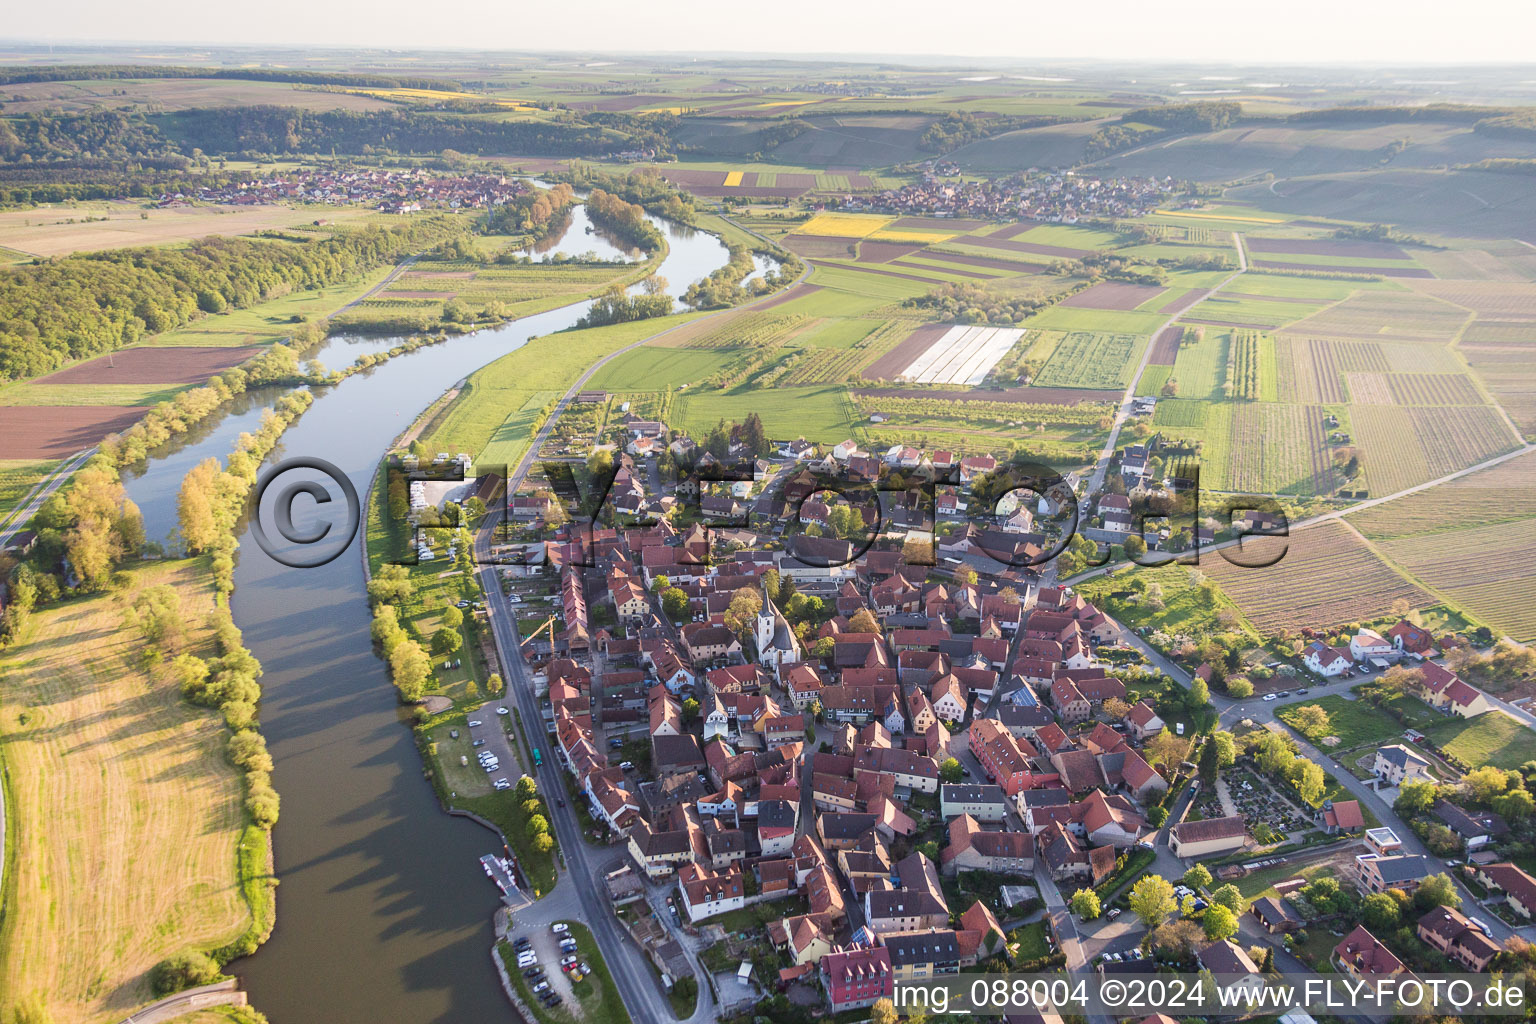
[118,207,731,1023]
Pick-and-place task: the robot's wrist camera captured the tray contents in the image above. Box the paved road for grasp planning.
[1085,231,1248,493]
[0,448,95,547]
[116,981,244,1024]
[476,561,685,1024]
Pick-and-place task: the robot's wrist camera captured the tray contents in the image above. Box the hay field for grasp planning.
[0,561,255,1024]
[0,202,373,258]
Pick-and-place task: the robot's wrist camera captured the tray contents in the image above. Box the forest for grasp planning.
[0,216,463,382]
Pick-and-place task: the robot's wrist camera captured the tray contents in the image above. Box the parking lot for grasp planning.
[508,921,583,1008]
[462,699,523,793]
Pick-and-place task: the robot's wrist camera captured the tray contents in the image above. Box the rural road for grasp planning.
[115,980,245,1024]
[1086,230,1248,493]
[0,447,96,548]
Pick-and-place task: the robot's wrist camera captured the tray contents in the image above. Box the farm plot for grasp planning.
[1203,520,1431,634]
[795,212,892,238]
[1184,293,1325,330]
[1351,405,1431,495]
[1409,405,1520,478]
[1146,326,1183,365]
[1345,373,1395,404]
[1378,519,1536,642]
[1462,322,1535,345]
[1032,332,1148,390]
[1226,403,1332,495]
[1350,449,1536,540]
[1274,336,1347,404]
[1285,292,1470,342]
[1151,399,1210,428]
[1247,236,1411,261]
[1462,344,1536,438]
[898,325,1025,385]
[1384,374,1486,405]
[1169,329,1230,400]
[1250,259,1431,278]
[1329,340,1389,372]
[32,346,261,386]
[1225,329,1263,400]
[1060,282,1167,310]
[0,406,150,459]
[1353,404,1518,496]
[781,234,862,259]
[666,313,810,350]
[1409,281,1536,319]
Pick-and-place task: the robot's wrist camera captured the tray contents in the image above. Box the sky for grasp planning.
[7,0,1536,64]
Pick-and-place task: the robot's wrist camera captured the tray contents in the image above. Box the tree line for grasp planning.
[0,216,462,383]
[583,188,664,252]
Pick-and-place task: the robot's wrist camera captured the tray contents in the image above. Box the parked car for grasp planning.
[513,937,532,950]
[1262,693,1278,702]
[620,761,635,772]
[552,923,569,934]
[473,739,486,748]
[468,720,484,727]
[497,706,510,715]
[532,981,550,995]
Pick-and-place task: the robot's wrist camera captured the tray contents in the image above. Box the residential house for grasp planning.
[1302,641,1352,678]
[1473,863,1536,919]
[940,784,1009,822]
[1126,701,1164,742]
[1333,925,1406,979]
[1373,745,1433,786]
[677,863,746,922]
[820,946,893,1013]
[941,815,1035,876]
[1355,853,1435,895]
[1417,907,1500,972]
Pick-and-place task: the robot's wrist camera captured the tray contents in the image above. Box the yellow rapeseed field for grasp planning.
[796,212,893,238]
[867,227,959,244]
[722,171,745,187]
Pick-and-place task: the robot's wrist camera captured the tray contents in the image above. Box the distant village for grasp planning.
[845,169,1182,222]
[158,167,531,213]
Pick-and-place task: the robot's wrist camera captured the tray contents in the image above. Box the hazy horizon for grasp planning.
[4,0,1536,65]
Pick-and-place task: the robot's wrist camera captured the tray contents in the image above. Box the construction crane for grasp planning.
[520,615,557,650]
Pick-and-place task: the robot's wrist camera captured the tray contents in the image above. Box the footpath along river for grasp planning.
[118,206,734,1023]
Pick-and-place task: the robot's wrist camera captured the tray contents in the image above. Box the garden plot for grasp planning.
[899,324,1024,385]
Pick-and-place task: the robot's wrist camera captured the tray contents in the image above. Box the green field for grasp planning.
[1277,696,1406,750]
[797,317,881,348]
[0,381,191,407]
[0,458,57,523]
[808,262,937,300]
[1152,399,1210,428]
[1183,295,1324,329]
[587,347,731,390]
[673,383,853,443]
[1424,712,1536,770]
[421,312,707,459]
[1033,331,1149,390]
[1024,305,1170,335]
[1169,329,1230,399]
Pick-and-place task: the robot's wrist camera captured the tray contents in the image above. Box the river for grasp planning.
[118,206,732,1023]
